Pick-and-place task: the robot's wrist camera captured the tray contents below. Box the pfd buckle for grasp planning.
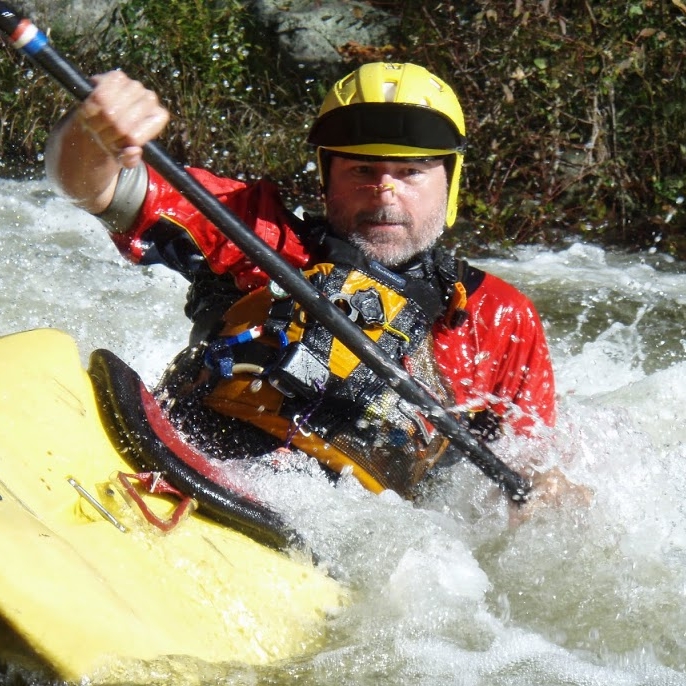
[331,287,385,326]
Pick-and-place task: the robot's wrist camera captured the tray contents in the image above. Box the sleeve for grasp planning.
[105,164,310,291]
[433,272,556,435]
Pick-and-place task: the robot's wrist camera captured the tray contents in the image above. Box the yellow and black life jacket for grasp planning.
[158,236,484,497]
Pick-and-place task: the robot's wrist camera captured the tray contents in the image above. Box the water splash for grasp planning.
[2,179,686,685]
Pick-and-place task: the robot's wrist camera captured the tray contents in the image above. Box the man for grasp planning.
[46,62,564,507]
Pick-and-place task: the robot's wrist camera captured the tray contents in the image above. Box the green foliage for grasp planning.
[366,0,686,256]
[112,0,247,80]
[88,0,252,168]
[2,0,685,255]
[87,0,321,199]
[0,42,71,177]
[0,0,322,197]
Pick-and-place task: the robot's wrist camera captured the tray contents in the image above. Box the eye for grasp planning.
[398,165,429,182]
[352,165,373,176]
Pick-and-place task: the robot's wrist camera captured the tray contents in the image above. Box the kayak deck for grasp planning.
[0,328,345,683]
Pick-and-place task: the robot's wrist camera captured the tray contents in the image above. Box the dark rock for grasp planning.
[14,0,117,36]
[248,0,398,76]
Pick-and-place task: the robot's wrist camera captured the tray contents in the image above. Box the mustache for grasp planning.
[354,208,412,225]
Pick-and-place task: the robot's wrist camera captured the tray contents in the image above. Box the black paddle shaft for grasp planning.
[0,2,531,502]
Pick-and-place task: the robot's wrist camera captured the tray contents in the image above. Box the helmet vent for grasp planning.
[383,81,397,102]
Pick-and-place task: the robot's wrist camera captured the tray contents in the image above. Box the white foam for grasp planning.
[3,178,686,684]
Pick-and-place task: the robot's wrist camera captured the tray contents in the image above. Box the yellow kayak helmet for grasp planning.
[307,62,467,228]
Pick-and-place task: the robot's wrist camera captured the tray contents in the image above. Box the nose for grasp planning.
[373,182,395,196]
[371,173,398,201]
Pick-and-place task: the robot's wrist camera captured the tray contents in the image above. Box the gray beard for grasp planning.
[345,231,429,267]
[326,203,447,267]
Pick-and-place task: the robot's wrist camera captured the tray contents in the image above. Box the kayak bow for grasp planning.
[0,328,345,683]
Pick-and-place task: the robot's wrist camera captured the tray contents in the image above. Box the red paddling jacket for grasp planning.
[103,165,556,446]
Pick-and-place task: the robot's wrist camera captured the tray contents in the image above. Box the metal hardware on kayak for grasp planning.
[0,1,531,503]
[67,477,127,533]
[115,471,198,533]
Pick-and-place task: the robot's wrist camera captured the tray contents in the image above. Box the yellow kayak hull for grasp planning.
[0,328,344,683]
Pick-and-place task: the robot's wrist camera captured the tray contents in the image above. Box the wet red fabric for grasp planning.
[111,165,556,433]
[433,273,556,433]
[110,166,310,290]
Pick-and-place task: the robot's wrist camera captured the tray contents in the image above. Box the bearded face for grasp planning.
[325,156,448,267]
